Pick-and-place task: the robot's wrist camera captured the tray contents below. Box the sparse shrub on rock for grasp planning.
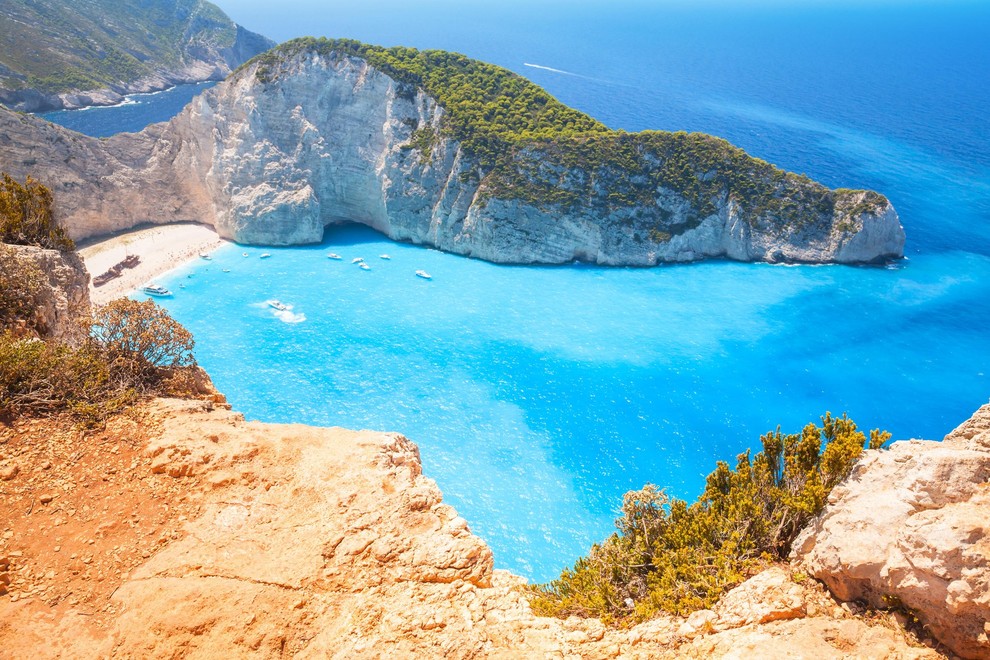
[0,244,48,334]
[530,414,889,625]
[91,298,197,391]
[1,298,199,425]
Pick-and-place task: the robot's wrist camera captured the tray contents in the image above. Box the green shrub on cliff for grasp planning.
[0,173,74,251]
[529,414,889,625]
[91,298,197,389]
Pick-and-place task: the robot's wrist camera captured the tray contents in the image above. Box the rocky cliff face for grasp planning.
[0,46,903,265]
[0,398,939,658]
[793,402,990,659]
[0,243,90,342]
[171,51,905,265]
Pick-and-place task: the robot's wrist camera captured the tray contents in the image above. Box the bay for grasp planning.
[44,1,990,581]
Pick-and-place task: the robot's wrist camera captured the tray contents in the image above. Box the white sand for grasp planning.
[78,223,226,305]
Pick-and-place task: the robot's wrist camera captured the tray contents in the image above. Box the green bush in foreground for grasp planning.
[0,299,199,425]
[530,414,889,625]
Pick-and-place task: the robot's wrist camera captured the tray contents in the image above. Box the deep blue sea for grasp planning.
[39,81,217,137]
[42,1,990,581]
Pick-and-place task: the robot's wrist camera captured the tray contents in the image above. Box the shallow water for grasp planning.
[146,228,990,580]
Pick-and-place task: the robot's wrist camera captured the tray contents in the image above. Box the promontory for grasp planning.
[0,38,905,265]
[0,0,274,112]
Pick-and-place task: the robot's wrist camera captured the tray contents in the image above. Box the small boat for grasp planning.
[199,253,212,260]
[222,268,231,273]
[242,252,249,257]
[260,253,271,259]
[359,262,371,270]
[268,300,289,311]
[415,270,432,280]
[142,284,173,297]
[352,257,364,263]
[379,254,391,260]
[328,253,342,260]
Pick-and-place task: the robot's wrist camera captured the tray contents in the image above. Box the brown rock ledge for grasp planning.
[0,399,941,658]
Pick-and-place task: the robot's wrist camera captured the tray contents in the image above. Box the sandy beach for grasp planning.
[78,223,227,305]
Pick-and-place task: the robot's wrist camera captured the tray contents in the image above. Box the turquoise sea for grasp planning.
[42,1,990,581]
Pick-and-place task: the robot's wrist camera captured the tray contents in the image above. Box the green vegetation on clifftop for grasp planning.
[0,175,204,425]
[247,37,608,167]
[0,173,73,251]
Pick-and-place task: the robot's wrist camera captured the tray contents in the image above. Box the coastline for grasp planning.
[78,223,226,305]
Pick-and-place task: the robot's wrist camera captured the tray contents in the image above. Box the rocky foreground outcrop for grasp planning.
[0,399,944,658]
[0,243,90,341]
[793,403,990,659]
[0,43,904,266]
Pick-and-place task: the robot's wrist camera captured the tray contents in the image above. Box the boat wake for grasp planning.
[257,300,307,324]
[523,63,611,84]
[523,62,584,78]
[274,309,306,324]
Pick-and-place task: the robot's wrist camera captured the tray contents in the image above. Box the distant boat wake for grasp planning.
[524,63,578,76]
[523,63,611,85]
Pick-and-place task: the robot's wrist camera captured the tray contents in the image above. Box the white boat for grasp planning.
[199,253,212,260]
[242,252,249,257]
[222,268,231,273]
[352,257,364,263]
[260,253,271,259]
[268,300,289,311]
[379,254,391,260]
[415,270,432,280]
[142,284,173,297]
[359,262,371,270]
[328,253,342,260]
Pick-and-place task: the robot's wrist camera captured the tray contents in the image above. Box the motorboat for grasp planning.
[328,253,342,260]
[242,252,249,257]
[260,253,272,259]
[142,284,173,297]
[379,254,391,260]
[268,300,289,311]
[199,253,212,260]
[415,270,432,280]
[352,257,364,263]
[222,268,231,273]
[359,262,371,270]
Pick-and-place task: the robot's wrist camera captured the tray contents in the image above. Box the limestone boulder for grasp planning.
[793,402,990,659]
